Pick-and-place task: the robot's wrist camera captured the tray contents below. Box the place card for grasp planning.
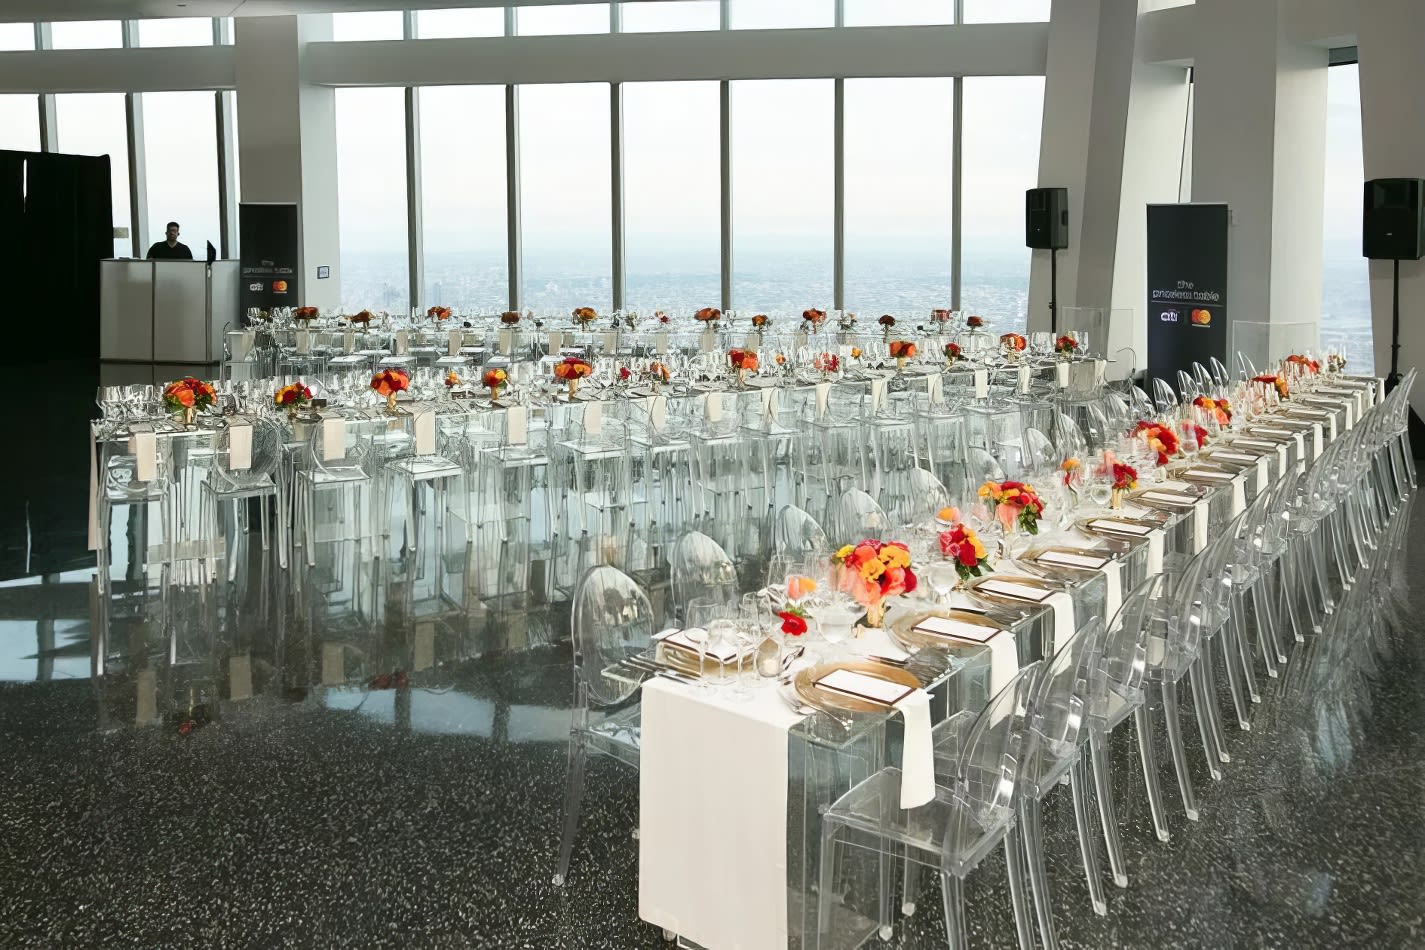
[974,369,989,400]
[815,382,832,418]
[927,374,944,405]
[1182,468,1234,481]
[601,331,618,353]
[321,415,345,461]
[1089,518,1152,537]
[128,424,156,482]
[295,329,311,354]
[654,331,669,354]
[448,330,462,356]
[976,578,1054,603]
[1018,364,1032,394]
[547,330,565,352]
[705,392,723,423]
[1036,550,1111,570]
[661,629,744,665]
[645,394,667,432]
[913,616,1006,644]
[815,668,915,707]
[871,378,887,410]
[583,400,602,436]
[505,405,528,446]
[395,330,409,355]
[1055,362,1070,389]
[227,418,252,471]
[498,330,513,355]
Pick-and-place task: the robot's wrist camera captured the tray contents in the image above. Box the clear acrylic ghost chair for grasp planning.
[553,565,654,886]
[773,504,829,558]
[294,415,378,568]
[96,432,174,615]
[817,661,1044,950]
[1149,378,1178,416]
[1081,404,1114,451]
[1209,356,1231,389]
[1128,385,1155,420]
[1051,412,1089,463]
[833,489,889,547]
[198,417,281,584]
[669,530,738,623]
[887,467,950,528]
[1175,369,1201,402]
[1236,351,1259,381]
[1012,427,1057,481]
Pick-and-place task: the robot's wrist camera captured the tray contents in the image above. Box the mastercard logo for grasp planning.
[1190,309,1211,325]
[272,280,289,293]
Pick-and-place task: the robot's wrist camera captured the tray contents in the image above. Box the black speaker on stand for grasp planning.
[1364,177,1425,456]
[1027,187,1068,332]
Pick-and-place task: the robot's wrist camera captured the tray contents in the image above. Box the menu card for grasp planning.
[661,628,743,665]
[814,668,915,706]
[1140,490,1195,507]
[1181,468,1234,481]
[976,578,1054,603]
[913,615,1006,644]
[1090,518,1152,537]
[505,405,528,446]
[320,415,346,461]
[1036,550,1110,570]
[1211,451,1259,463]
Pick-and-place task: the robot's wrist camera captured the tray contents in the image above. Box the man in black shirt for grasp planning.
[146,221,193,260]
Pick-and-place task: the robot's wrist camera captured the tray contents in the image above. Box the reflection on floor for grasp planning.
[3,365,1424,946]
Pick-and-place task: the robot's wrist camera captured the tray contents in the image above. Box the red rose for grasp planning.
[957,546,977,567]
[777,611,808,636]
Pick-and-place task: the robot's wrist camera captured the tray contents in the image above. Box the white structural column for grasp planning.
[233,15,341,310]
[1190,0,1327,337]
[1105,0,1191,367]
[1357,0,1425,404]
[1029,0,1139,336]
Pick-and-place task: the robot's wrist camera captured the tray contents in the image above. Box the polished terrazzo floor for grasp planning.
[2,362,1422,947]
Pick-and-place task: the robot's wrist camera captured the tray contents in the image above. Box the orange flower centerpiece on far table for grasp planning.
[1054,334,1079,356]
[694,307,722,323]
[728,348,759,386]
[832,539,917,629]
[274,381,313,419]
[1193,395,1232,426]
[482,367,507,398]
[1253,373,1290,401]
[888,340,917,369]
[966,315,985,329]
[553,355,594,398]
[292,306,319,322]
[1000,333,1028,355]
[371,368,410,413]
[802,308,827,331]
[646,361,672,386]
[572,306,598,327]
[945,342,962,366]
[349,310,374,326]
[500,310,521,325]
[427,305,453,321]
[979,480,1045,535]
[163,377,217,427]
[1286,354,1320,375]
[751,313,769,330]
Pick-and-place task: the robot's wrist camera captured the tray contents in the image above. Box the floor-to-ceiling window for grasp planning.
[623,81,721,313]
[54,93,131,239]
[519,83,612,314]
[419,86,508,311]
[619,1,719,32]
[959,76,1044,332]
[1321,62,1372,373]
[843,77,954,319]
[141,92,221,256]
[335,87,410,312]
[730,79,834,312]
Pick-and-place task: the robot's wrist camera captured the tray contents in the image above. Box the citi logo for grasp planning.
[248,282,263,292]
[1160,310,1179,323]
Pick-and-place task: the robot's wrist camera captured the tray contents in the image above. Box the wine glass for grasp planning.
[927,561,959,606]
[704,617,739,690]
[684,598,722,688]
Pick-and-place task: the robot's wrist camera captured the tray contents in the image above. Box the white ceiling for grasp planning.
[0,0,618,23]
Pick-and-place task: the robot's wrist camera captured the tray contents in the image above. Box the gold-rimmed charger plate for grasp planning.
[1074,516,1162,543]
[794,659,922,714]
[1021,543,1118,575]
[963,573,1063,610]
[888,608,1007,654]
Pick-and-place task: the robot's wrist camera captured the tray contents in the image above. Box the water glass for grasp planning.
[927,561,959,605]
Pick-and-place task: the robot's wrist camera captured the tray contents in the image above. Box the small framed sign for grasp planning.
[317,265,331,279]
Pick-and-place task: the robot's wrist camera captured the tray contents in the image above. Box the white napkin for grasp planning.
[414,408,436,455]
[654,331,669,354]
[705,392,723,423]
[1017,364,1031,394]
[295,329,310,354]
[974,369,988,400]
[498,330,513,355]
[645,395,667,433]
[1102,559,1123,625]
[395,329,409,355]
[1055,362,1069,389]
[1230,474,1246,516]
[448,330,462,357]
[584,401,603,436]
[700,329,715,353]
[896,690,934,809]
[1147,529,1165,575]
[760,387,777,423]
[128,425,156,482]
[321,415,346,461]
[927,374,944,406]
[228,418,252,471]
[343,329,355,353]
[871,378,887,411]
[601,331,618,353]
[506,405,528,445]
[547,330,565,352]
[1192,499,1208,553]
[1044,590,1077,653]
[815,382,831,418]
[1312,423,1324,459]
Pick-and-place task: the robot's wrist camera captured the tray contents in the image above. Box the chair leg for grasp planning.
[552,739,588,887]
[1133,701,1172,842]
[1070,755,1108,915]
[940,871,969,950]
[817,823,839,948]
[1017,796,1058,950]
[1160,680,1200,821]
[1089,733,1128,887]
[1003,824,1036,950]
[1187,660,1226,779]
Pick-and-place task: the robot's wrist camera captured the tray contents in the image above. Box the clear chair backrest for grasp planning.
[214,417,281,482]
[1129,385,1155,419]
[1019,427,1057,477]
[893,468,951,526]
[1051,412,1088,461]
[774,504,829,557]
[1208,356,1230,387]
[1026,615,1103,764]
[670,530,738,618]
[1083,404,1113,449]
[1191,362,1213,393]
[1150,378,1178,414]
[834,489,889,546]
[1101,391,1133,427]
[1176,369,1201,401]
[948,660,1043,834]
[572,565,656,707]
[1237,350,1259,380]
[1088,574,1158,719]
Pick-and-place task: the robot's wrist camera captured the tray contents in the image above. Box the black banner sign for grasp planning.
[1146,203,1229,385]
[239,203,298,315]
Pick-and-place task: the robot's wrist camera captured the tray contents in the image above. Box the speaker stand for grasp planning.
[1388,257,1403,390]
[1049,247,1059,334]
